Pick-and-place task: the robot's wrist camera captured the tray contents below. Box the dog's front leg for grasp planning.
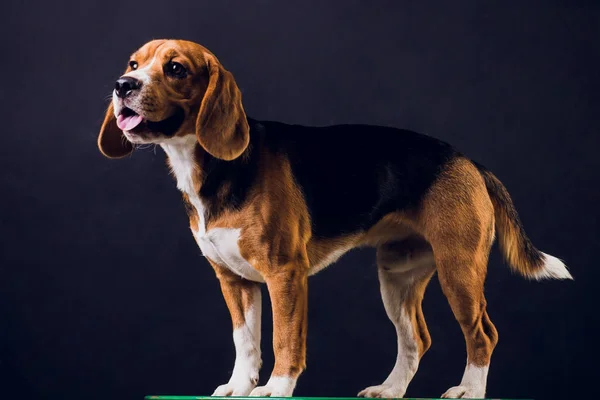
[211,264,262,396]
[250,266,308,397]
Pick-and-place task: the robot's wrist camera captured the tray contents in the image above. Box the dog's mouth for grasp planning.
[116,107,144,131]
[117,107,185,137]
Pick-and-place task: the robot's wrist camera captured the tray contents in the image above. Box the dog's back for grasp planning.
[253,119,459,237]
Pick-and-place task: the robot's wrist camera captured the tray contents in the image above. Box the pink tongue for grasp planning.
[116,113,144,131]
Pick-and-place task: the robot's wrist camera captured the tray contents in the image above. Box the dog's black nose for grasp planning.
[115,76,141,98]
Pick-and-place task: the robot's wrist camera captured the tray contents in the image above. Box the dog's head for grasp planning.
[97,39,249,161]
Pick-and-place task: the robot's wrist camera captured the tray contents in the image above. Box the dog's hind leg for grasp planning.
[433,240,498,399]
[420,158,499,399]
[358,237,435,398]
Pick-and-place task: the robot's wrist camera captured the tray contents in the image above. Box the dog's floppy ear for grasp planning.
[97,102,133,158]
[195,54,249,161]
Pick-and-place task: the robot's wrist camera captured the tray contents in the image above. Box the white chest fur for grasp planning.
[161,137,264,283]
[162,136,207,235]
[194,228,264,282]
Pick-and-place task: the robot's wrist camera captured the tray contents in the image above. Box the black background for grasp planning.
[1,1,599,399]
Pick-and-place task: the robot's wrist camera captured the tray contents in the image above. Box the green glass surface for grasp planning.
[145,396,532,400]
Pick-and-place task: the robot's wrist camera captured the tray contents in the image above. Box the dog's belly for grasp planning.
[194,227,265,283]
[194,228,361,281]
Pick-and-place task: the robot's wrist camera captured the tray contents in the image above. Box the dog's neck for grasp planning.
[160,132,259,229]
[161,135,203,196]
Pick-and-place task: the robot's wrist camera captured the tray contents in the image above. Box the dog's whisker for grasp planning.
[137,144,153,151]
[121,135,130,148]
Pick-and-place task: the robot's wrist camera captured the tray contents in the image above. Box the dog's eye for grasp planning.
[129,61,138,70]
[166,61,187,78]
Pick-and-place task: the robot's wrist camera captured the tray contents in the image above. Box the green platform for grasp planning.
[145,397,529,400]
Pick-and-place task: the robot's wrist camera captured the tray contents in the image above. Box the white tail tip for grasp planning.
[531,253,573,281]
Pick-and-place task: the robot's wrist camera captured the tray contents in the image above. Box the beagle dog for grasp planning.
[97,39,572,399]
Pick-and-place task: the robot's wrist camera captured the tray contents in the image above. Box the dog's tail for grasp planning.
[475,163,573,281]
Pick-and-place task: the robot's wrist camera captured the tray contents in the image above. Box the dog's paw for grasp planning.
[248,385,275,397]
[358,384,405,398]
[212,380,256,397]
[248,376,296,397]
[441,385,485,399]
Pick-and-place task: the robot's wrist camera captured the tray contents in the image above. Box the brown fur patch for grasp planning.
[211,261,260,329]
[361,212,421,247]
[419,158,498,366]
[307,234,361,274]
[181,192,199,232]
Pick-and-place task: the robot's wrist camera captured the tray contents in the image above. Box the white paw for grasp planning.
[249,385,275,397]
[248,376,296,397]
[441,385,485,399]
[358,383,405,398]
[212,378,257,396]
